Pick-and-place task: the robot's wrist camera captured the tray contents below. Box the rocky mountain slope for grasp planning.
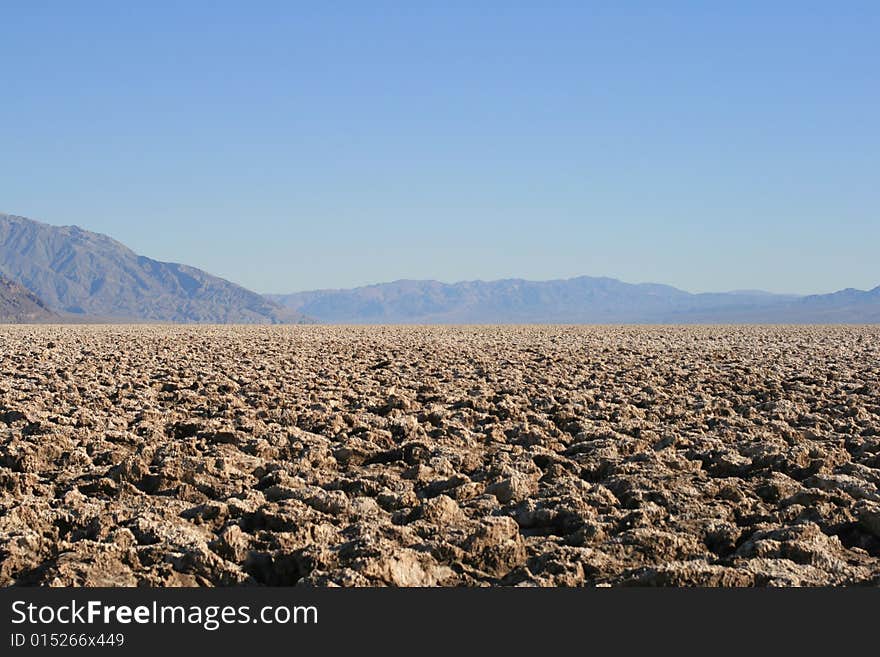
[269,276,880,324]
[0,273,56,323]
[0,213,309,323]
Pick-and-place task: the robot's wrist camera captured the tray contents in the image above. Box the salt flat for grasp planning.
[1,325,879,586]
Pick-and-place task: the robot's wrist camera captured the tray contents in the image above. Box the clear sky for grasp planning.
[1,1,877,295]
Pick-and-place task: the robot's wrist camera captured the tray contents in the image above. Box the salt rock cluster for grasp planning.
[1,325,879,586]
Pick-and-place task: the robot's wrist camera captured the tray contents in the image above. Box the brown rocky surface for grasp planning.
[1,324,879,586]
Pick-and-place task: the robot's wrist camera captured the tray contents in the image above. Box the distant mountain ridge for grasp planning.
[2,211,877,325]
[268,277,880,324]
[0,213,310,324]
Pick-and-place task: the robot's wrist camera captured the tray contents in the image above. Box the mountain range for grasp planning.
[267,278,880,324]
[1,211,877,324]
[0,213,309,324]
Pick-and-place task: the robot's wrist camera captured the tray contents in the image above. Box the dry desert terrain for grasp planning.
[2,325,880,586]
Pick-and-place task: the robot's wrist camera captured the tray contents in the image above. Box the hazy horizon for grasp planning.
[1,210,869,299]
[2,3,878,295]
[261,273,810,298]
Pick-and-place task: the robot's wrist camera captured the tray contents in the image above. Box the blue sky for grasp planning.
[1,1,877,294]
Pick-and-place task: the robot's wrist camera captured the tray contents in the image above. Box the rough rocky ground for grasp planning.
[1,325,879,587]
